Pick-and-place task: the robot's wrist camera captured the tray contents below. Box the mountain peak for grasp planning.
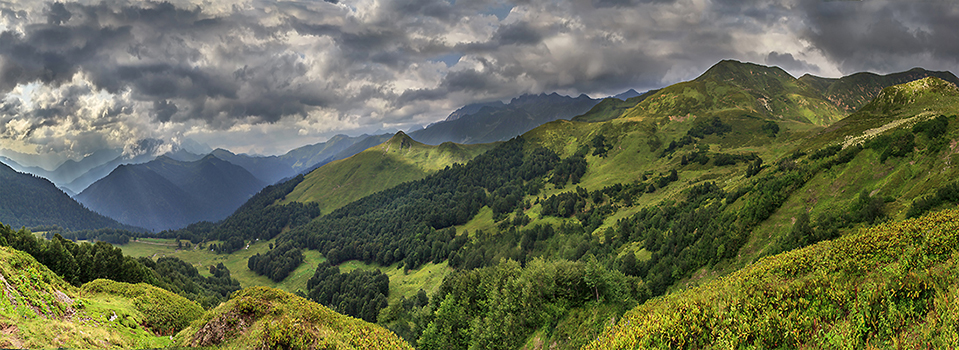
[697,60,794,82]
[385,131,419,151]
[861,76,959,114]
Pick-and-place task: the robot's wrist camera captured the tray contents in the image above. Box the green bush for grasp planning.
[82,279,204,335]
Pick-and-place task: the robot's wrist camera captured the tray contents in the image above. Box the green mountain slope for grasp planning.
[176,286,412,349]
[0,162,135,231]
[280,131,496,215]
[0,245,201,348]
[586,207,959,349]
[799,67,959,112]
[619,60,845,125]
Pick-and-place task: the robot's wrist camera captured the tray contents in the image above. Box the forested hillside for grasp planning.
[0,162,136,231]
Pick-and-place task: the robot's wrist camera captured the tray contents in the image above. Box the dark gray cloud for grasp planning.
[766,51,819,74]
[798,0,959,74]
[0,0,955,162]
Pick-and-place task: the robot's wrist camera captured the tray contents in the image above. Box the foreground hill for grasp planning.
[0,162,134,231]
[279,132,497,214]
[587,207,959,349]
[0,246,201,348]
[176,286,412,349]
[77,155,265,231]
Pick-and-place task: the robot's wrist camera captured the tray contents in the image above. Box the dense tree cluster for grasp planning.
[40,227,135,245]
[660,116,733,157]
[306,261,389,323]
[415,259,641,350]
[248,241,304,282]
[908,181,959,218]
[686,116,733,138]
[549,148,586,187]
[712,152,760,166]
[1,225,149,285]
[139,257,241,309]
[612,182,736,295]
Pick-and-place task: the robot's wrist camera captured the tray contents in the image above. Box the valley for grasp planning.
[3,60,959,349]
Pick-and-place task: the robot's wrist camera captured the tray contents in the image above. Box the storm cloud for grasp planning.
[0,0,955,163]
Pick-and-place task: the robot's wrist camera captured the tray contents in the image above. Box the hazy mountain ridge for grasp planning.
[409,92,602,145]
[0,162,135,231]
[76,155,265,231]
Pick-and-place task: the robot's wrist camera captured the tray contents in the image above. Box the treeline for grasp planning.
[41,227,135,245]
[306,261,389,323]
[0,222,239,309]
[248,241,304,282]
[268,138,559,274]
[139,258,241,309]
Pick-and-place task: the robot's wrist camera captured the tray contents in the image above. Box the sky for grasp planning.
[0,0,957,169]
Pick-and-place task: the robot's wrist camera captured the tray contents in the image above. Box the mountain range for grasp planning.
[76,155,266,232]
[408,92,603,145]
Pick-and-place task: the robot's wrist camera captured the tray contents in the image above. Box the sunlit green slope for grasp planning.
[280,131,496,214]
[176,286,413,349]
[586,207,959,349]
[620,60,845,125]
[0,245,201,348]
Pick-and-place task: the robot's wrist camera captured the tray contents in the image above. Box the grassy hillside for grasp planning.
[799,67,959,112]
[0,246,199,348]
[586,207,959,349]
[280,131,496,214]
[176,286,413,349]
[619,60,845,125]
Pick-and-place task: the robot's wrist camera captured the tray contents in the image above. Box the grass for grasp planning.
[280,133,496,215]
[122,238,326,294]
[176,286,413,350]
[0,246,175,349]
[339,260,452,305]
[587,207,959,349]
